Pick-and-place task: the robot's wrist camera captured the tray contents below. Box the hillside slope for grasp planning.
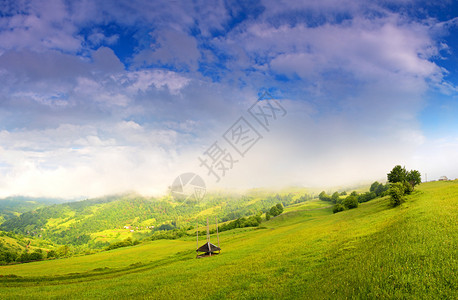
[0,181,456,299]
[0,191,308,248]
[0,197,62,224]
[0,230,55,264]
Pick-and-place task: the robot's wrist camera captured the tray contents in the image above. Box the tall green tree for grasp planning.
[388,165,421,192]
[387,165,408,183]
[331,192,340,203]
[406,170,421,187]
[375,183,389,197]
[370,181,380,193]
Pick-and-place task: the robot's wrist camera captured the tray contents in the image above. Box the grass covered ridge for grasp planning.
[0,181,456,299]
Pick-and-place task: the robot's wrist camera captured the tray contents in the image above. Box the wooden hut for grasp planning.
[196,217,221,258]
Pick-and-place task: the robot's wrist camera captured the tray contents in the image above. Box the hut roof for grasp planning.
[196,242,221,253]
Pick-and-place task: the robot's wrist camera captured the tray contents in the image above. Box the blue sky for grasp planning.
[0,0,457,198]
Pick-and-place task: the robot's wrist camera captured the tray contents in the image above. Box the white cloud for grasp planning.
[0,1,82,53]
[133,29,200,71]
[121,70,190,95]
[230,16,443,84]
[0,0,457,198]
[0,122,201,198]
[87,30,119,46]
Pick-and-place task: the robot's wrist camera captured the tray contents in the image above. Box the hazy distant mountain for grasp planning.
[0,196,66,224]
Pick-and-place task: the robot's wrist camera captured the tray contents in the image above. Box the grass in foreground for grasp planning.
[0,181,456,299]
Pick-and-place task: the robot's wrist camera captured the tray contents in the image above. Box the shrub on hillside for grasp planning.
[28,249,43,261]
[57,245,71,257]
[15,249,44,263]
[0,250,17,264]
[46,250,57,259]
[17,252,29,262]
[389,182,405,207]
[358,192,377,203]
[403,181,414,195]
[342,195,359,209]
[105,237,138,251]
[150,229,186,241]
[333,204,345,214]
[267,203,284,218]
[319,191,332,202]
[219,215,262,232]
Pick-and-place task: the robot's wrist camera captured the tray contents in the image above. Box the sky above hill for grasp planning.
[0,0,458,198]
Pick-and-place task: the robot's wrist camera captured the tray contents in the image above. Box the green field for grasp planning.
[0,181,456,299]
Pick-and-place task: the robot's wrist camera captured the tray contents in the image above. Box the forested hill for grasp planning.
[0,191,311,248]
[0,197,63,224]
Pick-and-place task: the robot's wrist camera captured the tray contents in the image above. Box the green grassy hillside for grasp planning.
[0,191,311,248]
[0,230,55,264]
[0,181,456,299]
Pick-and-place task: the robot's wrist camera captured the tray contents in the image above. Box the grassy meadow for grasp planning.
[0,181,456,299]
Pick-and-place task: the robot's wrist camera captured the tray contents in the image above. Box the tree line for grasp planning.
[322,165,421,214]
[319,182,390,214]
[0,244,77,265]
[145,203,285,244]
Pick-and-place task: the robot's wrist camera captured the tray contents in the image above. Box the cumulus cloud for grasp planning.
[0,121,203,198]
[87,30,119,46]
[0,0,82,53]
[0,0,457,198]
[120,70,191,94]
[133,29,200,71]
